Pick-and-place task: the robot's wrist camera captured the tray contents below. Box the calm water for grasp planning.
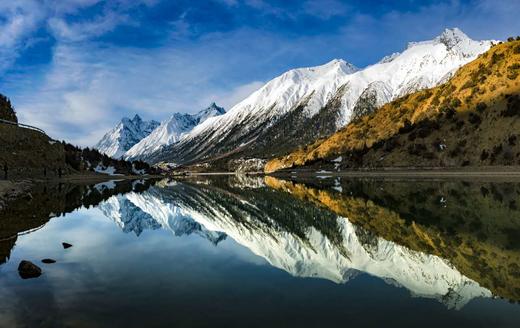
[0,176,519,327]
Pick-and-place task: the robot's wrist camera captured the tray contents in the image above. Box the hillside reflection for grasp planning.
[0,179,155,265]
[95,175,520,308]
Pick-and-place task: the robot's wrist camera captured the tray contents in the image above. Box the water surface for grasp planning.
[0,176,519,327]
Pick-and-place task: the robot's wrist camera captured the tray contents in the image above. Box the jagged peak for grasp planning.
[321,58,358,74]
[405,28,473,50]
[434,27,471,48]
[121,114,143,125]
[203,102,226,114]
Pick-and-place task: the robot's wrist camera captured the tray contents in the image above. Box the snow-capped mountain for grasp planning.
[98,178,491,309]
[94,114,159,158]
[99,188,227,244]
[124,103,225,161]
[99,195,162,236]
[151,28,494,168]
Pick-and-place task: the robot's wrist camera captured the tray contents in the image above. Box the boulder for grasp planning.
[18,260,42,279]
[41,259,56,264]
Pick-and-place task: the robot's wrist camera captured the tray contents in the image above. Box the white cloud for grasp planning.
[12,38,269,146]
[48,12,130,42]
[4,0,520,148]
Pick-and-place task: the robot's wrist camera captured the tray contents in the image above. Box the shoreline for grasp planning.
[0,172,162,212]
[180,167,520,180]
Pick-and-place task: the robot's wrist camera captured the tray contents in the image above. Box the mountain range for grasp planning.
[94,28,502,171]
[95,103,225,160]
[94,114,160,158]
[266,37,520,172]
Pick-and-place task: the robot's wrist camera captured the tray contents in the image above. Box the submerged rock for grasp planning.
[18,260,42,279]
[41,259,56,264]
[62,242,72,249]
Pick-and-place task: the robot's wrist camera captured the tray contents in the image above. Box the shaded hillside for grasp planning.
[265,176,520,301]
[266,39,520,172]
[0,123,66,178]
[0,94,155,179]
[0,123,154,179]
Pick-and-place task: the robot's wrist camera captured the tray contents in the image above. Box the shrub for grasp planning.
[481,150,489,161]
[442,106,456,119]
[407,143,427,156]
[491,52,505,65]
[451,98,462,108]
[502,95,520,116]
[493,144,503,157]
[476,102,487,113]
[468,113,482,125]
[399,119,414,134]
[461,79,477,90]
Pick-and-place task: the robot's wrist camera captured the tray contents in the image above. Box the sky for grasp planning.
[1,0,519,146]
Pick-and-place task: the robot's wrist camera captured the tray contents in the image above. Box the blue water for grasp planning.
[0,177,519,327]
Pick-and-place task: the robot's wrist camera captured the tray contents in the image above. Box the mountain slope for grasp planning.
[125,103,225,161]
[153,28,494,170]
[266,39,520,172]
[94,115,159,158]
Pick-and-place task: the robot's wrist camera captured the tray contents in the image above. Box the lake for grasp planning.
[0,176,519,327]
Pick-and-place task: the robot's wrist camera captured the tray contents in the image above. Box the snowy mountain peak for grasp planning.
[322,59,358,73]
[124,104,226,161]
[94,115,160,159]
[194,103,226,124]
[149,28,494,166]
[435,27,470,48]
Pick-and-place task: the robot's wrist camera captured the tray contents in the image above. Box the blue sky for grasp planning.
[1,0,519,145]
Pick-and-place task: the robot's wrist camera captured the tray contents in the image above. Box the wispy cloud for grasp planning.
[2,0,520,147]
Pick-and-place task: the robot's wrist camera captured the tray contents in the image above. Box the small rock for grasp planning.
[62,242,73,249]
[18,260,42,279]
[41,259,56,264]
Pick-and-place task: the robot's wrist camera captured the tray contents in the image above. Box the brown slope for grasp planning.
[265,40,520,172]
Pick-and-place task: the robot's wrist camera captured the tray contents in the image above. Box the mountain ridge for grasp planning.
[149,28,494,169]
[124,103,225,161]
[265,38,520,172]
[94,114,160,159]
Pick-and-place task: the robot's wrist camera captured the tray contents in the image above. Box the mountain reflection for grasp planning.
[97,175,520,309]
[0,179,155,266]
